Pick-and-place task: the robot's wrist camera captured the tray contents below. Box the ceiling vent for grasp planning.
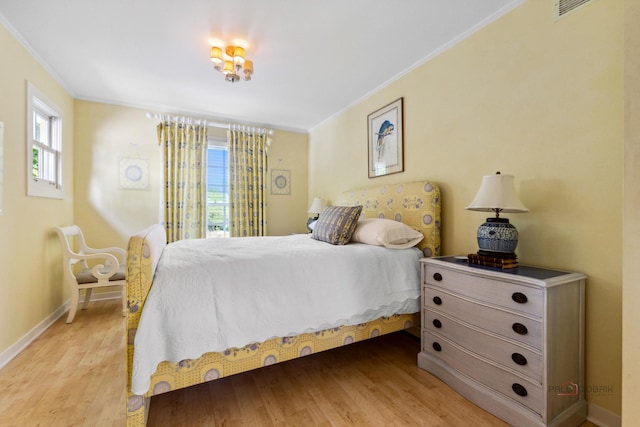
[554,0,596,19]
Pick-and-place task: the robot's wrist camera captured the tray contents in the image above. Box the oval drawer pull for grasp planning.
[512,322,528,335]
[512,292,528,304]
[512,383,528,397]
[433,272,443,281]
[432,319,442,329]
[433,296,442,305]
[432,342,442,352]
[511,352,528,366]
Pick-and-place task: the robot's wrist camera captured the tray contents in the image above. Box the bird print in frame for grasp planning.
[367,97,404,178]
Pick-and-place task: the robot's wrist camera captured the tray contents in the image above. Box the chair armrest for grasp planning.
[69,251,122,280]
[83,246,126,265]
[89,253,121,281]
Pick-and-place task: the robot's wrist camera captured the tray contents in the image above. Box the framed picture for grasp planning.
[367,97,404,178]
[270,169,291,195]
[119,157,149,190]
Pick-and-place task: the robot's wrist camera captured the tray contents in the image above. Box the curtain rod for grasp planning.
[145,112,273,135]
[145,112,223,128]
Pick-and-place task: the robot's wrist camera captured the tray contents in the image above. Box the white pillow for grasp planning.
[351,218,424,249]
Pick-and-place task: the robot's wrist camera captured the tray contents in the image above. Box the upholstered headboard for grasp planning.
[339,180,441,257]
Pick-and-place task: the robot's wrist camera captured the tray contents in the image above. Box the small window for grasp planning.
[27,82,63,198]
[206,138,229,238]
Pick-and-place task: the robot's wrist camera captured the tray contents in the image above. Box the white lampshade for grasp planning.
[466,172,529,215]
[307,197,328,214]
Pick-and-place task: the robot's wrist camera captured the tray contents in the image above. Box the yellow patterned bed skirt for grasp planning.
[126,312,419,426]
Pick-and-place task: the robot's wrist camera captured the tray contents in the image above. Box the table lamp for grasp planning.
[307,197,327,232]
[465,172,529,257]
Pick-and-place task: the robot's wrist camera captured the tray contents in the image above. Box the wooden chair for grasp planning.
[54,225,126,323]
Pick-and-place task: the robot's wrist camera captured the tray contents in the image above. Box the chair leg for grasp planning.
[82,288,93,310]
[67,289,80,323]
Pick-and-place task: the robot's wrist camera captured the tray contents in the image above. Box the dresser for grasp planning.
[418,257,586,427]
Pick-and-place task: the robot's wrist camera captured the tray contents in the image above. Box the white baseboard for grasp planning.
[0,291,121,370]
[587,402,621,427]
[0,299,69,370]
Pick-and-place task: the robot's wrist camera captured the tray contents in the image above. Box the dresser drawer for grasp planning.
[423,264,543,317]
[424,308,542,381]
[424,286,542,350]
[423,330,543,416]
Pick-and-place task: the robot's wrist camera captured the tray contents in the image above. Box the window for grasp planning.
[206,139,229,238]
[27,82,63,198]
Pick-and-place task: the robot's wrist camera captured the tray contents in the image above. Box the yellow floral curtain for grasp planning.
[228,128,271,237]
[157,121,208,243]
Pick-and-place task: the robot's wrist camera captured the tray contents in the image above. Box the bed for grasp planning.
[125,180,441,426]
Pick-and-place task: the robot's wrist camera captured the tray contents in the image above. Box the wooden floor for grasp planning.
[0,299,599,427]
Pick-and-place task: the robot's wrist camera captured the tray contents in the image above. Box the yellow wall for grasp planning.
[265,129,309,235]
[0,24,74,351]
[310,0,623,416]
[622,0,640,424]
[73,101,162,248]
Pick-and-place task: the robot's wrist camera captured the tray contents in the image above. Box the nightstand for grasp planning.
[418,256,586,427]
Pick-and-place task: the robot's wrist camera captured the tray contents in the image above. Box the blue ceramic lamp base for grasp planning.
[307,215,319,232]
[476,217,519,257]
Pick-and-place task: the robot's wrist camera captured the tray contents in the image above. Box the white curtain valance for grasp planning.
[229,123,272,136]
[147,112,272,135]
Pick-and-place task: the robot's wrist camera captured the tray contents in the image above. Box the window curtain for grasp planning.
[157,121,208,243]
[228,127,271,237]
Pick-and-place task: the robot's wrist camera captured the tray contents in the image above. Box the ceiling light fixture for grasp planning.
[209,45,253,83]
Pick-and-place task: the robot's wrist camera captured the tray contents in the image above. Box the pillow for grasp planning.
[308,220,317,231]
[311,205,363,245]
[351,218,424,249]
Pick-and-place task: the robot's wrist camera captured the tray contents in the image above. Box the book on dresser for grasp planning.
[417,256,586,427]
[467,253,518,269]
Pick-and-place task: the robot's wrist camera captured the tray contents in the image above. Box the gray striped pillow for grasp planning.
[311,205,363,245]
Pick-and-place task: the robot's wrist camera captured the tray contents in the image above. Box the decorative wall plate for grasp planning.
[119,157,149,190]
[271,169,290,195]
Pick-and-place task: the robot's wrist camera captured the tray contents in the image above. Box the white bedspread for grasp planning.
[131,234,421,395]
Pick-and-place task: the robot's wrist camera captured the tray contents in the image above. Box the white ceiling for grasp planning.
[0,0,523,132]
